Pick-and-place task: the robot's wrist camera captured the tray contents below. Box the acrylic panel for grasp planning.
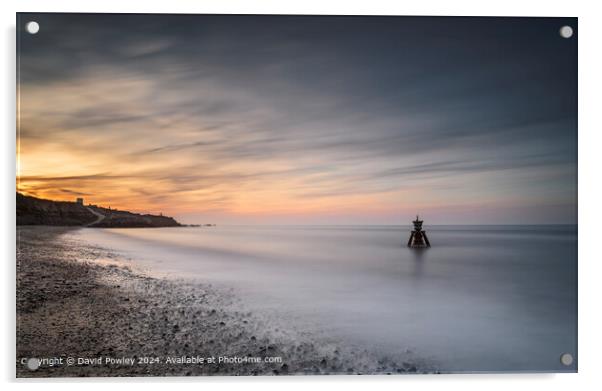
[16,13,578,377]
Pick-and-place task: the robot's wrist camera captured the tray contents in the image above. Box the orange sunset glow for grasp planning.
[17,14,577,225]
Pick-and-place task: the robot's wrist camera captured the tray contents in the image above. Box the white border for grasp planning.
[2,1,601,390]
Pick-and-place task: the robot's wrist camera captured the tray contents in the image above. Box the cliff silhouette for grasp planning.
[16,193,180,228]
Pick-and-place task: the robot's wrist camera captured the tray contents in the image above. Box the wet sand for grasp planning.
[16,226,428,377]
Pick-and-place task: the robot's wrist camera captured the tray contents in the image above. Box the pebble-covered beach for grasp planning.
[16,226,427,377]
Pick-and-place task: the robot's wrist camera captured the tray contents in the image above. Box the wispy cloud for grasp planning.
[17,14,577,224]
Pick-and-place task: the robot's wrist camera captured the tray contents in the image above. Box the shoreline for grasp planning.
[16,226,429,377]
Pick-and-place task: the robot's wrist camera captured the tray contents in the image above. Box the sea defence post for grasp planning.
[407,215,431,248]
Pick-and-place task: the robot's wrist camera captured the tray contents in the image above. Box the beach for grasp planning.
[16,226,426,377]
[17,224,577,375]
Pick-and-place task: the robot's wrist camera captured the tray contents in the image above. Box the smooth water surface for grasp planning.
[74,225,577,372]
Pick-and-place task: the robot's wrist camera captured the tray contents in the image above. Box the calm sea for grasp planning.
[74,224,577,372]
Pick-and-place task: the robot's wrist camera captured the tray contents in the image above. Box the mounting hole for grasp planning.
[559,25,573,39]
[25,21,40,35]
[560,353,574,366]
[26,358,40,370]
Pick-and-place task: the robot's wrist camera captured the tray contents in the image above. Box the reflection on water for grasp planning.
[410,248,426,278]
[75,225,577,372]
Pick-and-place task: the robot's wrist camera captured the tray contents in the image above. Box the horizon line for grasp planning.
[185,223,578,227]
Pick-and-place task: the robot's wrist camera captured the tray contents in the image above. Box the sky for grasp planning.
[17,14,577,224]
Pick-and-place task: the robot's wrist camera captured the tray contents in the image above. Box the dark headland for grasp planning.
[16,192,181,228]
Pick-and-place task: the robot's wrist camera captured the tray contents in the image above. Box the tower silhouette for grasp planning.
[407,215,431,248]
